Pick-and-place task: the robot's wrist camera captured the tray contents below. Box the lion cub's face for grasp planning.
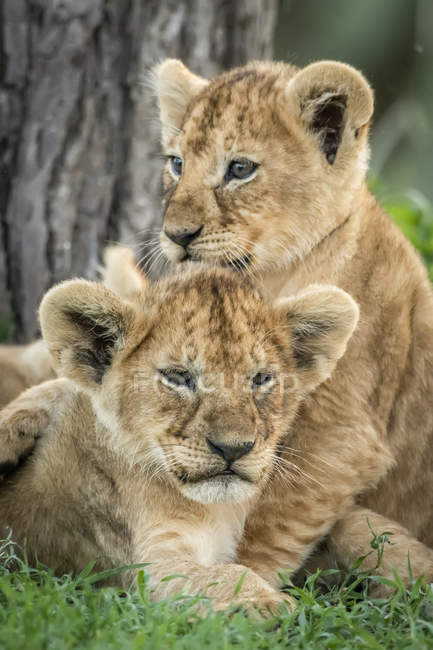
[116,271,298,504]
[154,60,373,274]
[39,268,358,504]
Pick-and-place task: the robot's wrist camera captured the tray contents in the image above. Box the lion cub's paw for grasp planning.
[0,407,48,475]
[240,591,295,618]
[216,590,295,619]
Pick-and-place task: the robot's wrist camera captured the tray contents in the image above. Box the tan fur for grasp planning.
[151,59,433,588]
[0,340,55,410]
[101,245,148,303]
[0,267,357,612]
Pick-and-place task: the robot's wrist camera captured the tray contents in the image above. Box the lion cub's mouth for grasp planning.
[175,465,258,504]
[177,467,251,485]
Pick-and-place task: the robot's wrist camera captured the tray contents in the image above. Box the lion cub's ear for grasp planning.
[153,59,208,147]
[275,285,359,392]
[39,280,137,390]
[285,61,374,165]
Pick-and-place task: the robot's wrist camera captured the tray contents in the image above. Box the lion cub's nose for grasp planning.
[206,438,255,463]
[164,225,203,248]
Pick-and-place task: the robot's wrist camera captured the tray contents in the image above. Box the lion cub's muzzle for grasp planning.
[160,228,252,271]
[164,225,203,249]
[177,438,256,485]
[205,437,255,464]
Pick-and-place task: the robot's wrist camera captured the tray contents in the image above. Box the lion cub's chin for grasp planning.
[179,474,258,505]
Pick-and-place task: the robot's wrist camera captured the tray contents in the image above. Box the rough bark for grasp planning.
[0,0,277,341]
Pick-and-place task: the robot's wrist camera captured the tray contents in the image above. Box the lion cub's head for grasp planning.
[153,59,373,272]
[39,268,358,504]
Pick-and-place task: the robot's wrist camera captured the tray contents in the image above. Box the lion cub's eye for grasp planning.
[252,372,273,389]
[160,368,196,392]
[169,156,183,177]
[224,158,258,183]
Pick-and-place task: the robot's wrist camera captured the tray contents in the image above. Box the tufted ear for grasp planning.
[153,59,208,148]
[39,280,137,390]
[275,285,359,392]
[285,61,374,165]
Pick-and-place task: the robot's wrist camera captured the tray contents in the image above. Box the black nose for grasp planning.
[164,226,203,248]
[206,438,255,464]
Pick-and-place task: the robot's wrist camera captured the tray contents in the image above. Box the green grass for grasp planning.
[2,538,433,649]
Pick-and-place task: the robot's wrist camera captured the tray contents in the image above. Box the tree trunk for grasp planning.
[0,0,277,342]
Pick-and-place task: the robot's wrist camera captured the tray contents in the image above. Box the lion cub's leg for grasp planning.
[122,538,294,617]
[0,378,74,475]
[150,559,294,616]
[328,506,433,594]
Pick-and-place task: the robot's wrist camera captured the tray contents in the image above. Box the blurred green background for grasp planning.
[276,0,433,279]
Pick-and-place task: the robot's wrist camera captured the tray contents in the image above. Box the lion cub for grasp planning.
[151,58,433,590]
[0,267,357,612]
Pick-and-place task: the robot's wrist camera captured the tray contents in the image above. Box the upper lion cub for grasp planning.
[153,58,433,587]
[0,266,357,612]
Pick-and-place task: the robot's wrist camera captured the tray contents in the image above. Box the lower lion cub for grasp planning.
[0,267,357,611]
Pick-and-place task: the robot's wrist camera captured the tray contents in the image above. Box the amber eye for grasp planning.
[160,368,196,392]
[170,156,183,177]
[252,372,273,389]
[224,159,258,182]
